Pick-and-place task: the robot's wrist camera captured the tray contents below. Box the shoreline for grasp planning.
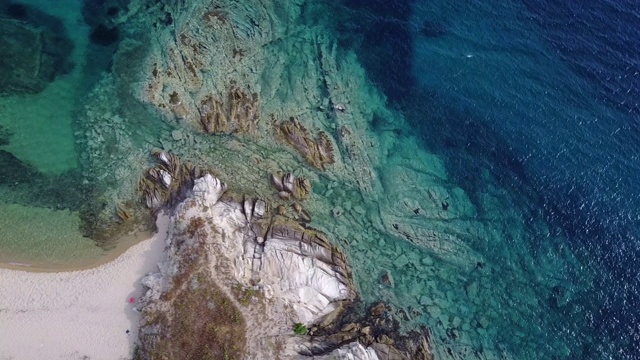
[0,227,155,273]
[0,214,169,360]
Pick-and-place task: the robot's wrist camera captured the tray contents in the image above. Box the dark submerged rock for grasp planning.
[89,24,120,45]
[0,126,12,147]
[0,3,74,95]
[0,150,39,185]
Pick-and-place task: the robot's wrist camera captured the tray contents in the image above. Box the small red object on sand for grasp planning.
[129,297,135,304]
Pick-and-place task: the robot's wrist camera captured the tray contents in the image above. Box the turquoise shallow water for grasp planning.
[0,0,102,265]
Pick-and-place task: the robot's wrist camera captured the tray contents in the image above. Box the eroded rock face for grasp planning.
[252,223,355,324]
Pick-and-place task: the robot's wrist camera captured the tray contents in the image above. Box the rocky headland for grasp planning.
[134,170,432,359]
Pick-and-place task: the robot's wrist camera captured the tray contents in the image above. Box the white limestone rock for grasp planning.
[159,169,172,187]
[258,231,352,324]
[139,272,164,303]
[191,174,226,205]
[315,342,380,360]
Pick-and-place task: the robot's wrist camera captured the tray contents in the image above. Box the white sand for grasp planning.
[0,215,169,360]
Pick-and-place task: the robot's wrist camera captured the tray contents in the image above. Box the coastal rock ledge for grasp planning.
[135,174,433,360]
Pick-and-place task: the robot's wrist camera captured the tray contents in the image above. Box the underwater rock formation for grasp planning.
[274,117,336,171]
[0,125,12,147]
[0,150,39,185]
[81,0,129,46]
[198,87,260,134]
[271,172,312,200]
[0,11,74,95]
[89,24,120,46]
[136,174,433,359]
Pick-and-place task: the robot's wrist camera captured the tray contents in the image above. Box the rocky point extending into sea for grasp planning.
[133,161,433,359]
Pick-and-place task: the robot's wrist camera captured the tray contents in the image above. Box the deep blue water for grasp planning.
[340,0,640,358]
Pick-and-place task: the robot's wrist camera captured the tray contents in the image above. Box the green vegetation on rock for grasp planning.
[293,322,308,335]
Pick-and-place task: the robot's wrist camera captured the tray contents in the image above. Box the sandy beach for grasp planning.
[0,215,169,360]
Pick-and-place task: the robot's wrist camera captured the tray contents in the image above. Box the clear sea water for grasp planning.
[0,0,107,266]
[338,0,640,358]
[1,0,639,358]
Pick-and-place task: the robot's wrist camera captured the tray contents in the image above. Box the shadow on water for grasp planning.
[334,0,540,214]
[335,0,416,104]
[0,126,11,147]
[0,146,89,213]
[409,94,541,210]
[0,1,75,95]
